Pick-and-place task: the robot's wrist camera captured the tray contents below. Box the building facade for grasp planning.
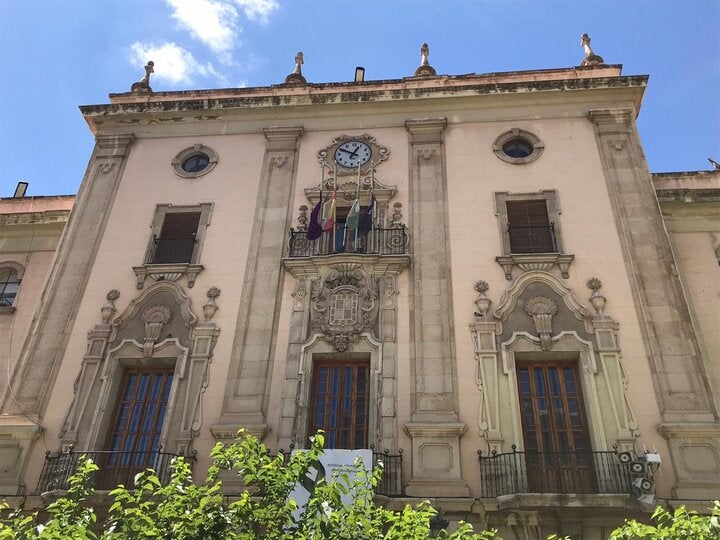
[1,50,718,538]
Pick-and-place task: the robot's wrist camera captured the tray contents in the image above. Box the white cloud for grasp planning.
[235,0,279,24]
[129,41,225,86]
[166,0,239,57]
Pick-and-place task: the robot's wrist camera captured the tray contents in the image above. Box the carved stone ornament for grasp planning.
[580,33,605,67]
[203,287,221,322]
[414,42,437,77]
[284,51,307,85]
[473,280,492,320]
[586,277,606,316]
[101,289,120,324]
[296,205,309,231]
[311,263,379,351]
[390,202,404,228]
[141,305,171,357]
[131,60,154,93]
[524,296,558,351]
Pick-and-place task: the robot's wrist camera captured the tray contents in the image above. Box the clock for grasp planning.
[334,140,372,168]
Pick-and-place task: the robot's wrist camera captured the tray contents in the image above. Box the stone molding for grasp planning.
[0,210,71,226]
[132,263,204,289]
[277,254,409,453]
[217,126,303,432]
[470,272,640,454]
[59,281,219,454]
[590,107,715,426]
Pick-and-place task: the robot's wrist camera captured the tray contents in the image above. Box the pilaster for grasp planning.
[214,126,303,437]
[404,118,468,496]
[590,108,720,498]
[0,133,134,494]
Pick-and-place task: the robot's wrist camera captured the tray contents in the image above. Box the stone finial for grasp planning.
[414,42,437,77]
[586,277,607,316]
[285,51,307,85]
[580,34,605,67]
[473,281,492,320]
[203,287,221,322]
[131,61,154,93]
[101,289,120,324]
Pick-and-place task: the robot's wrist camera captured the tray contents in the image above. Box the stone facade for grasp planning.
[1,60,718,537]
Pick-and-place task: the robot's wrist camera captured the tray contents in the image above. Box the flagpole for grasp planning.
[333,164,337,252]
[371,162,376,253]
[355,164,361,250]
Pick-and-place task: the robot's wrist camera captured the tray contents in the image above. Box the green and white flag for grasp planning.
[346,198,361,230]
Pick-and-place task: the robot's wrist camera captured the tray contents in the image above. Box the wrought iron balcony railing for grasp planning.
[508,224,558,254]
[373,450,403,497]
[145,235,196,264]
[37,448,195,493]
[288,227,408,258]
[478,447,633,498]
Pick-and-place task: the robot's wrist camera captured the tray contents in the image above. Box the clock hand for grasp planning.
[349,147,360,158]
[339,148,355,155]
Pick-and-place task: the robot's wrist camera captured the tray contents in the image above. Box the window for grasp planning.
[101,367,174,489]
[181,153,210,174]
[517,361,595,493]
[493,128,544,164]
[309,359,369,449]
[0,268,20,308]
[149,212,201,264]
[172,144,218,178]
[144,203,212,266]
[506,199,557,254]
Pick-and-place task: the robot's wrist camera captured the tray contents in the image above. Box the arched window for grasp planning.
[0,267,20,308]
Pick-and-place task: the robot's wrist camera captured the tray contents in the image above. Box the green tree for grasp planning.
[0,432,498,539]
[610,502,720,540]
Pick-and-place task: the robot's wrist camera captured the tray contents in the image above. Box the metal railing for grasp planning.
[373,450,403,497]
[508,224,557,254]
[477,446,633,498]
[145,235,196,264]
[37,448,195,493]
[288,227,408,258]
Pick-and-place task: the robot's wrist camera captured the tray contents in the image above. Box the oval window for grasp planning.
[182,153,210,173]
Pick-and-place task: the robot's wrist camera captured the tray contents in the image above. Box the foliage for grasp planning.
[610,501,720,540]
[0,432,498,540]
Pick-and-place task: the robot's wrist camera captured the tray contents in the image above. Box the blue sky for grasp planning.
[1,0,718,197]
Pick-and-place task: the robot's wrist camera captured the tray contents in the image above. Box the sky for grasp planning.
[0,0,718,197]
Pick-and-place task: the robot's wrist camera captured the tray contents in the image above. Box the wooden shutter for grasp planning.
[506,200,556,253]
[152,212,201,263]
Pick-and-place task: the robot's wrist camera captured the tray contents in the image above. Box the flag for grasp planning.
[322,197,336,232]
[346,198,361,230]
[306,193,323,240]
[358,194,376,236]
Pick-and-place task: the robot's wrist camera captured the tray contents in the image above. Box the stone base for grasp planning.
[658,422,720,500]
[404,422,470,497]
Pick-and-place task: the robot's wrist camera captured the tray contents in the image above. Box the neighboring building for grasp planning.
[1,44,718,538]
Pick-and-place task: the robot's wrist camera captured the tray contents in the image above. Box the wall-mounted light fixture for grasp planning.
[354,67,365,82]
[13,182,28,198]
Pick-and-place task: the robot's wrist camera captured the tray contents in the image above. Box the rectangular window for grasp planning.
[144,203,212,265]
[150,212,201,264]
[309,359,369,449]
[516,361,596,493]
[101,367,174,489]
[506,200,557,253]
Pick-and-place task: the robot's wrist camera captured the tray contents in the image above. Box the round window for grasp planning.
[182,153,210,173]
[493,129,544,164]
[502,138,533,159]
[172,144,218,178]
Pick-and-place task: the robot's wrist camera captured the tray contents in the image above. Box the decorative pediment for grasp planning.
[494,271,591,325]
[310,263,379,351]
[110,281,197,343]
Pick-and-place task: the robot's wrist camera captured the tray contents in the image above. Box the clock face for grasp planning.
[334,141,372,168]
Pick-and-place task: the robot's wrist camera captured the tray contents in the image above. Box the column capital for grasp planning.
[94,134,135,158]
[405,118,447,143]
[589,108,634,126]
[263,126,304,150]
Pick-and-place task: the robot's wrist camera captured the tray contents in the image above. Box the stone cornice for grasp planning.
[82,75,647,127]
[657,422,720,438]
[282,254,411,277]
[0,210,71,226]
